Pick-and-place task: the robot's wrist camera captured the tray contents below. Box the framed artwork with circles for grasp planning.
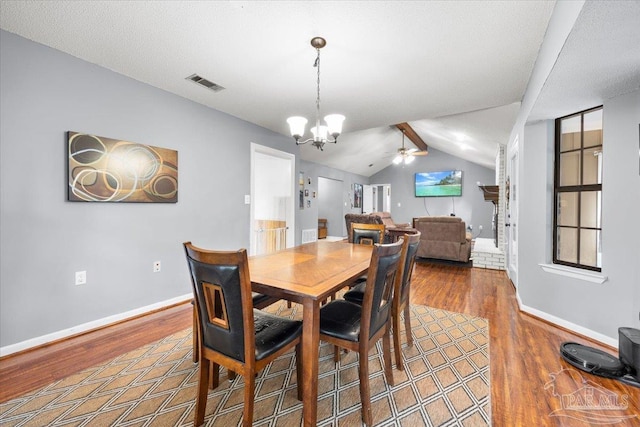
[67,132,178,203]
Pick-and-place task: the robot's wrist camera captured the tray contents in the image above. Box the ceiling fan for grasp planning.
[393,128,428,165]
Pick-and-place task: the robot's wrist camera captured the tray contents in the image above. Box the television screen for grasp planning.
[415,170,463,197]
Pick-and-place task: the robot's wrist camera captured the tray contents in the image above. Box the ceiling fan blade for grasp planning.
[412,151,429,156]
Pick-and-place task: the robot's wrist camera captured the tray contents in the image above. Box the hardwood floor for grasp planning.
[0,304,192,403]
[412,263,639,426]
[1,263,638,426]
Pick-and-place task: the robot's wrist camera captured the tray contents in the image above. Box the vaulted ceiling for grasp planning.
[2,1,636,177]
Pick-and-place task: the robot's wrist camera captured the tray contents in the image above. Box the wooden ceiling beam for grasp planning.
[394,123,428,152]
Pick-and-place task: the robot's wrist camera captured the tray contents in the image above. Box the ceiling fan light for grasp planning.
[287,116,307,139]
[393,155,403,165]
[404,155,415,164]
[324,114,345,137]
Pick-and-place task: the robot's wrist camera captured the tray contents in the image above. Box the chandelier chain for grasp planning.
[315,48,321,118]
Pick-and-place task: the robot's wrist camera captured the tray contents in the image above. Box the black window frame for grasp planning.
[553,106,603,272]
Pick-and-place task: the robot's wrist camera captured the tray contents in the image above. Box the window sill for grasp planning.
[538,263,608,284]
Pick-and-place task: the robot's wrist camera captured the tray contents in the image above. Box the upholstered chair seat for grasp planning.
[319,300,362,341]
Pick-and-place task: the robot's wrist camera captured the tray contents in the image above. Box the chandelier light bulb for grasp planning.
[311,125,328,142]
[287,116,308,140]
[324,114,345,137]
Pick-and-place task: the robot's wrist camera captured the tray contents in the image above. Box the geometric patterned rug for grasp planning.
[0,302,490,426]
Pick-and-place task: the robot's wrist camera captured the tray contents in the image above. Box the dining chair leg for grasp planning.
[243,371,256,427]
[195,358,211,427]
[403,304,413,347]
[209,361,219,389]
[382,329,395,386]
[358,347,373,426]
[392,310,404,371]
[228,370,237,381]
[334,345,341,363]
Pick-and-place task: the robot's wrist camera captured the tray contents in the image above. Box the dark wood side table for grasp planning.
[318,218,327,239]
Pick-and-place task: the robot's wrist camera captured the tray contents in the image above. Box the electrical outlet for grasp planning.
[479,225,484,231]
[75,271,86,286]
[153,261,161,273]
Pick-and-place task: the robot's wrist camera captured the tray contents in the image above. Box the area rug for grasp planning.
[0,302,490,426]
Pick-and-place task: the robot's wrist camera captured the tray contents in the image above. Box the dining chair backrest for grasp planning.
[351,223,385,246]
[183,243,254,363]
[361,240,403,340]
[398,232,421,303]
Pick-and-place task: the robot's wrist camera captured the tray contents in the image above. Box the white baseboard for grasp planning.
[516,292,618,348]
[0,293,192,357]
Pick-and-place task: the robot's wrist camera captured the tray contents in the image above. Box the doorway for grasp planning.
[363,184,391,213]
[318,176,344,238]
[507,137,519,287]
[250,143,295,256]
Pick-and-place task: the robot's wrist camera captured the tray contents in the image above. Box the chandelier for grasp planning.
[287,37,345,151]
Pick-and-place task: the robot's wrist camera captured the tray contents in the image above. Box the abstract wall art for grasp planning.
[67,132,178,203]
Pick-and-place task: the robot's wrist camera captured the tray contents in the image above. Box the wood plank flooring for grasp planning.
[1,263,638,426]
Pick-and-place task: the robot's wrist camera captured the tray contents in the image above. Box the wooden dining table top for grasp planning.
[248,240,374,426]
[249,240,373,302]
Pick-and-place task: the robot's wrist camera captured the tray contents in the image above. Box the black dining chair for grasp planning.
[183,242,303,427]
[326,222,387,304]
[318,240,403,426]
[350,222,385,246]
[344,232,421,370]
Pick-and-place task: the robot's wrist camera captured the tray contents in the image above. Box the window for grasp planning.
[554,107,603,271]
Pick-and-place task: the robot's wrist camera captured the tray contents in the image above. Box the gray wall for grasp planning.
[370,148,496,236]
[0,31,303,348]
[517,88,640,340]
[299,160,369,237]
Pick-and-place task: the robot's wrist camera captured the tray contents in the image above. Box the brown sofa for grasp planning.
[412,216,472,262]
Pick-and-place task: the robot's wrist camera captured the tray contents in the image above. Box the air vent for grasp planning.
[186,74,225,92]
[301,229,318,244]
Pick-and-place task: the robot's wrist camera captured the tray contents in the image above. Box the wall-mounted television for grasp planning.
[415,170,463,197]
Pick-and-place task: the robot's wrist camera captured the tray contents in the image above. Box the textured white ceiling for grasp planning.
[0,1,558,175]
[529,1,640,122]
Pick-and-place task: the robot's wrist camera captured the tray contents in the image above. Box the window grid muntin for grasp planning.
[553,106,602,272]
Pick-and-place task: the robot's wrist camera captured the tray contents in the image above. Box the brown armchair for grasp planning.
[412,216,472,262]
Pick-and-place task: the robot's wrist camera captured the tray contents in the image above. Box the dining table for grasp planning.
[249,240,373,427]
